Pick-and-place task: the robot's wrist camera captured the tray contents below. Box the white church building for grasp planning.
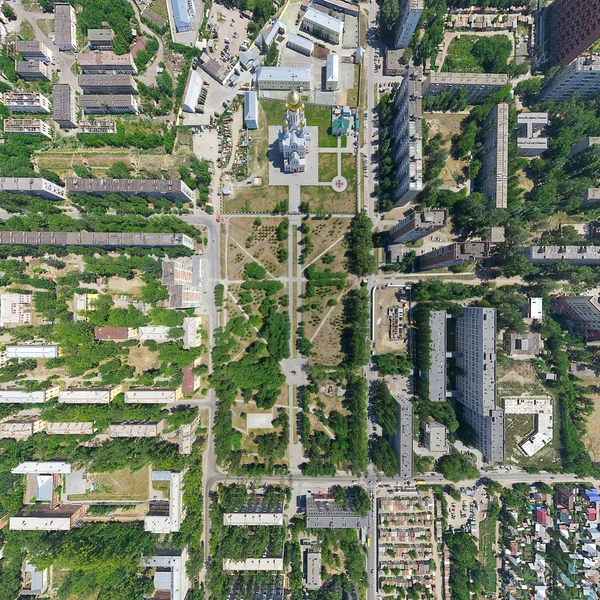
[278,86,311,173]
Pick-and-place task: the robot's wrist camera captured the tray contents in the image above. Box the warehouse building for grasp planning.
[66,177,195,202]
[3,92,51,114]
[16,40,54,63]
[53,84,78,129]
[0,178,66,200]
[54,3,77,52]
[325,53,339,91]
[4,118,52,139]
[77,52,138,74]
[301,7,344,44]
[286,33,314,56]
[16,60,51,82]
[0,231,195,249]
[6,345,58,359]
[244,91,258,130]
[79,94,139,114]
[172,0,194,33]
[78,74,138,95]
[88,29,113,51]
[257,67,311,91]
[181,68,203,113]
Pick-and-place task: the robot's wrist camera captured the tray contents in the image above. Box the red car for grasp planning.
[216,214,221,223]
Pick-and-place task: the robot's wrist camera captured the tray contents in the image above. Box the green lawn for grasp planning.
[442,34,512,74]
[260,100,345,149]
[318,153,338,181]
[479,504,498,593]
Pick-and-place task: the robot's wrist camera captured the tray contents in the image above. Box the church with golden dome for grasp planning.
[278,85,312,173]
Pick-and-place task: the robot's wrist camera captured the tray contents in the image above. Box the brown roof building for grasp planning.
[94,327,129,341]
[16,60,51,82]
[550,0,600,66]
[77,51,137,74]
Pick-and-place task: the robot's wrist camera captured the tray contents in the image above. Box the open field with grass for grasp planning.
[302,217,350,268]
[68,467,150,502]
[226,217,289,278]
[305,295,347,366]
[302,154,357,213]
[425,112,469,187]
[318,153,338,181]
[442,34,513,74]
[225,184,289,213]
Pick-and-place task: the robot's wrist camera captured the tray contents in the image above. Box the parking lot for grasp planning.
[446,485,489,538]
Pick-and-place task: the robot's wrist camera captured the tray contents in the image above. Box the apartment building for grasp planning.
[77,52,138,74]
[388,210,446,245]
[16,40,54,62]
[427,310,447,403]
[108,420,167,437]
[78,94,139,114]
[391,397,414,479]
[58,386,122,404]
[525,245,600,265]
[540,56,600,102]
[4,118,52,139]
[0,390,47,404]
[0,178,66,201]
[141,551,189,600]
[418,242,491,271]
[423,72,509,104]
[391,67,423,205]
[394,0,423,49]
[78,74,138,95]
[301,7,344,44]
[571,136,600,157]
[0,292,33,327]
[550,0,600,66]
[554,296,600,341]
[87,29,113,51]
[10,504,87,531]
[54,3,77,51]
[6,345,58,359]
[161,255,202,286]
[16,60,51,82]
[0,231,195,249]
[124,389,181,404]
[66,177,195,203]
[3,92,51,114]
[0,416,45,439]
[480,103,509,209]
[517,112,549,156]
[53,84,78,129]
[78,120,117,134]
[454,307,504,463]
[144,471,184,533]
[421,420,449,455]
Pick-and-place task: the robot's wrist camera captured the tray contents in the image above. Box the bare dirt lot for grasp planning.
[373,286,409,354]
[68,466,150,502]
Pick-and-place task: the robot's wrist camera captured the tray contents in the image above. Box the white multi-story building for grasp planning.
[301,7,344,44]
[3,92,51,114]
[391,67,423,205]
[5,345,58,359]
[124,389,181,404]
[325,53,339,91]
[256,67,311,91]
[3,118,52,139]
[540,56,600,102]
[454,307,504,463]
[144,471,184,533]
[0,177,65,200]
[0,293,33,327]
[394,0,424,49]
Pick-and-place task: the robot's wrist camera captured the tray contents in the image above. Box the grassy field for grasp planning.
[479,505,498,593]
[319,153,338,181]
[152,0,169,18]
[19,20,36,41]
[301,185,355,214]
[68,466,150,501]
[225,184,288,213]
[442,34,512,74]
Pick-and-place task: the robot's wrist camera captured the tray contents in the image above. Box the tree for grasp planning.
[372,380,398,434]
[370,437,398,476]
[435,448,479,482]
[347,211,375,276]
[351,485,370,516]
[244,262,267,280]
[374,353,412,376]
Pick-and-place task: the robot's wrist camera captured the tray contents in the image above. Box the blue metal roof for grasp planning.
[171,0,192,33]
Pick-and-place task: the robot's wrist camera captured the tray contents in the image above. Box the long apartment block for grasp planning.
[394,0,423,48]
[3,119,52,139]
[78,95,139,115]
[540,56,600,102]
[525,245,600,265]
[391,67,423,206]
[423,72,509,104]
[78,120,117,134]
[427,311,447,403]
[78,74,138,95]
[0,231,195,249]
[480,103,509,209]
[77,51,138,74]
[53,84,78,129]
[454,307,504,463]
[66,177,195,203]
[392,397,414,479]
[54,2,77,51]
[2,92,51,114]
[0,178,66,201]
[418,242,490,271]
[388,210,446,245]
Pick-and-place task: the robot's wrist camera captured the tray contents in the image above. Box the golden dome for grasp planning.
[287,86,301,108]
